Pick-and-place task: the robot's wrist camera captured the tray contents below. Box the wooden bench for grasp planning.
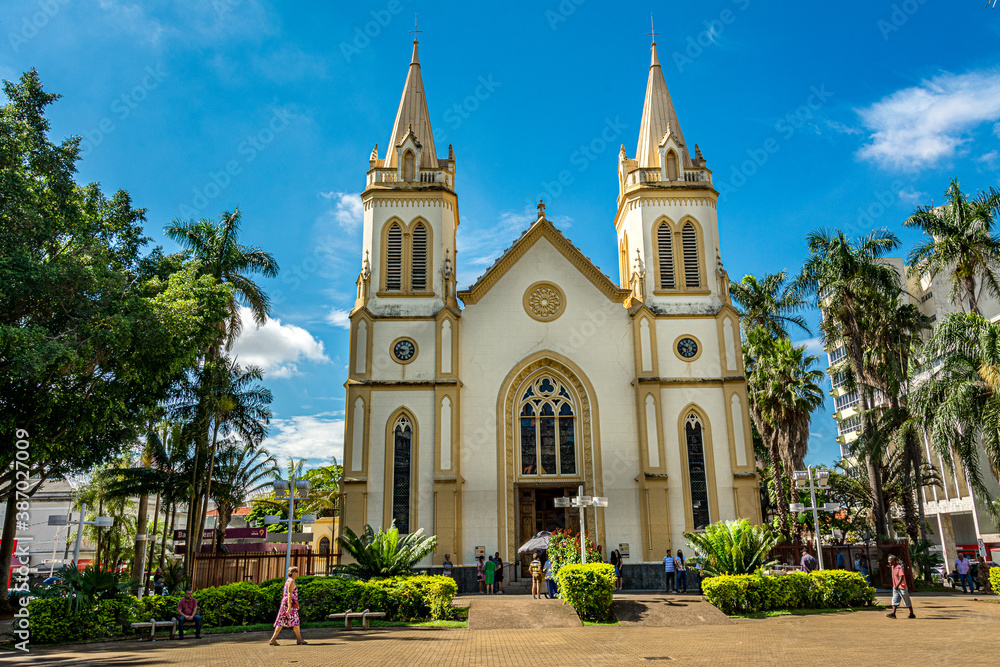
[328,608,386,630]
[130,618,177,641]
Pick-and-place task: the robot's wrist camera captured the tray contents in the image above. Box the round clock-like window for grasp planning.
[392,338,417,364]
[676,337,699,359]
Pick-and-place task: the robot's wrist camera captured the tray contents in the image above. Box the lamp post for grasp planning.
[789,467,840,571]
[554,485,609,564]
[48,504,114,569]
[265,472,314,575]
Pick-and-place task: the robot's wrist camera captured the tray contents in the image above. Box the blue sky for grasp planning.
[4,0,1000,468]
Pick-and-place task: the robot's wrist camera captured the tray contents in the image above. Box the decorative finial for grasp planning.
[647,14,659,45]
[410,14,422,43]
[537,199,546,219]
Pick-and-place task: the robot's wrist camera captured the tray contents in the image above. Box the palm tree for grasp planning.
[730,270,810,338]
[745,330,825,536]
[912,313,1000,502]
[684,519,779,576]
[165,208,279,349]
[904,178,1000,316]
[798,228,902,537]
[210,442,278,552]
[334,520,438,580]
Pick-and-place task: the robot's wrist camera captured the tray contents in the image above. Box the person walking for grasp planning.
[800,549,819,573]
[442,554,454,579]
[886,554,916,619]
[529,552,544,600]
[609,549,622,590]
[663,549,675,594]
[855,552,870,584]
[543,555,557,599]
[955,554,974,593]
[494,552,505,594]
[269,566,307,646]
[153,567,164,596]
[675,550,687,594]
[476,556,485,594]
[176,589,201,639]
[485,555,496,594]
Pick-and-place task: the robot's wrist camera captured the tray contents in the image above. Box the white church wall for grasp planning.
[458,237,639,560]
[654,317,723,378]
[370,319,437,381]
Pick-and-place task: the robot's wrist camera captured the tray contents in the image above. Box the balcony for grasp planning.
[622,167,712,189]
[366,168,454,189]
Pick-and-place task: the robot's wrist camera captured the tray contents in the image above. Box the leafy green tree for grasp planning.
[334,521,437,580]
[799,228,902,537]
[300,460,343,518]
[905,178,1000,316]
[0,70,230,611]
[730,270,810,338]
[684,519,779,576]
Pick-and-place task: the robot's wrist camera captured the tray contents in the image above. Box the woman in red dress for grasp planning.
[269,566,307,646]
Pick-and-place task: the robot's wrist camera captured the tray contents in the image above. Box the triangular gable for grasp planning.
[458,219,631,305]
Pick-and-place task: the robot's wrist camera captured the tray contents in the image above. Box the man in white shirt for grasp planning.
[955,554,974,593]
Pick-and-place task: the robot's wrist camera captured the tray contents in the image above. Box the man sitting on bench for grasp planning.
[176,589,202,639]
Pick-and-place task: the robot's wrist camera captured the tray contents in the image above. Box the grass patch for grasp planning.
[582,620,620,626]
[731,605,885,620]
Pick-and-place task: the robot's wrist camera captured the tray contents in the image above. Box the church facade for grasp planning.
[338,37,761,568]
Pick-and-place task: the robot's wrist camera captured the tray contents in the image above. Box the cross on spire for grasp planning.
[647,13,659,45]
[537,199,546,218]
[410,14,422,42]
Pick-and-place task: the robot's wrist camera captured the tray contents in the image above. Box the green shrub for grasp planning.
[555,563,615,622]
[989,567,1000,595]
[685,519,779,576]
[702,571,876,615]
[27,597,139,645]
[136,593,182,621]
[425,576,459,620]
[194,581,269,627]
[296,578,365,622]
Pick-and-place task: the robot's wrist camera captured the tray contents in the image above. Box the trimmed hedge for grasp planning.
[989,567,1000,595]
[555,563,615,622]
[702,571,876,615]
[26,574,458,645]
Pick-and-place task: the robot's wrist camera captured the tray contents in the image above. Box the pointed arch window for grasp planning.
[403,150,415,181]
[657,223,676,289]
[518,376,576,477]
[391,415,412,533]
[411,223,428,290]
[682,222,700,288]
[685,413,710,530]
[386,223,403,291]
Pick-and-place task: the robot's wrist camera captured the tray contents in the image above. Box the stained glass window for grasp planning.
[685,414,710,530]
[392,416,412,534]
[517,376,577,477]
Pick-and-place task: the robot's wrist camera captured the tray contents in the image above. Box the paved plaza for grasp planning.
[8,593,999,666]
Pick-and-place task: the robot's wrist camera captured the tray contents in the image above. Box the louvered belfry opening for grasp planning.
[386,223,403,290]
[682,222,700,288]
[657,224,675,289]
[411,223,427,290]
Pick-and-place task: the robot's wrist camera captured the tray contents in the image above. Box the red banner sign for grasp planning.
[173,527,267,541]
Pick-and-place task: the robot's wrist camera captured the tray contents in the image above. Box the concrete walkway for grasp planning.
[612,593,732,626]
[8,593,999,666]
[466,593,582,629]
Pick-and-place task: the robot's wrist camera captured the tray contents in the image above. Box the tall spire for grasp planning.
[635,35,691,169]
[384,31,437,168]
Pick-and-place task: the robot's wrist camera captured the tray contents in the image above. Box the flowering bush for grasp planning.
[546,529,603,578]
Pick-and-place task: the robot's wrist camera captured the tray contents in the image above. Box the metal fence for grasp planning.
[190,552,339,589]
[770,539,912,588]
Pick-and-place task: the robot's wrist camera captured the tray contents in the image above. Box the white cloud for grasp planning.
[856,69,1000,170]
[230,306,329,378]
[319,191,364,230]
[897,187,926,203]
[977,150,999,170]
[264,412,344,466]
[793,336,827,363]
[326,308,351,329]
